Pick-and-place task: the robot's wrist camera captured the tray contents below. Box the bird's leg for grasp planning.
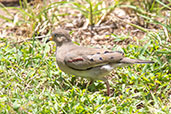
[102,78,110,96]
[105,81,110,96]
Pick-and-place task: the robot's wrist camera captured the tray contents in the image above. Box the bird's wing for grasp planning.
[64,47,124,70]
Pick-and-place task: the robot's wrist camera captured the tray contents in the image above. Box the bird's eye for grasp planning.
[54,34,58,37]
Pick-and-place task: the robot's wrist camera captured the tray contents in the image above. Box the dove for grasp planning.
[47,29,154,96]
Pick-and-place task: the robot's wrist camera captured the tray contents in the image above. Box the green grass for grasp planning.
[0,0,170,113]
[0,32,170,113]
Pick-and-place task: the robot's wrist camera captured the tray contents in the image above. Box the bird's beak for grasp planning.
[46,36,53,43]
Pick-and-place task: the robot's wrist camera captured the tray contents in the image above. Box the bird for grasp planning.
[47,28,154,96]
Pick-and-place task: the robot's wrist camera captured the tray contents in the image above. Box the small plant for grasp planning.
[0,0,69,37]
[70,0,120,27]
[120,0,171,29]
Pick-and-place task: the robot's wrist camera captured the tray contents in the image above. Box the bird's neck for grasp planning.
[56,42,76,52]
[56,41,72,47]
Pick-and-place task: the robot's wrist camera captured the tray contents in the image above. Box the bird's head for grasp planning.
[48,29,72,46]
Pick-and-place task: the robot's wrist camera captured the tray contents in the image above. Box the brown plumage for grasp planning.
[48,28,154,96]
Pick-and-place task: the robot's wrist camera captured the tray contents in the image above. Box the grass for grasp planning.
[0,0,170,113]
[0,33,170,113]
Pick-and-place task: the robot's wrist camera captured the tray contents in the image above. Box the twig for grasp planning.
[14,35,50,44]
[96,5,116,26]
[114,15,149,33]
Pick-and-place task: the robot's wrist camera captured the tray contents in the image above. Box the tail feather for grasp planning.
[120,57,154,64]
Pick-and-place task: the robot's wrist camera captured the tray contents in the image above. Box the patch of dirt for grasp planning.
[0,0,166,48]
[0,0,34,6]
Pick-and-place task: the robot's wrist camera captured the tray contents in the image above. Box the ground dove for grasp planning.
[47,29,154,96]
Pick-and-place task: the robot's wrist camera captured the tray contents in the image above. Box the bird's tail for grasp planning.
[120,57,154,64]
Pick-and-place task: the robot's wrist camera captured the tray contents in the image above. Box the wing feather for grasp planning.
[64,48,124,70]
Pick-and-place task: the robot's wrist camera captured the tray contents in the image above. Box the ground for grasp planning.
[0,0,170,113]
